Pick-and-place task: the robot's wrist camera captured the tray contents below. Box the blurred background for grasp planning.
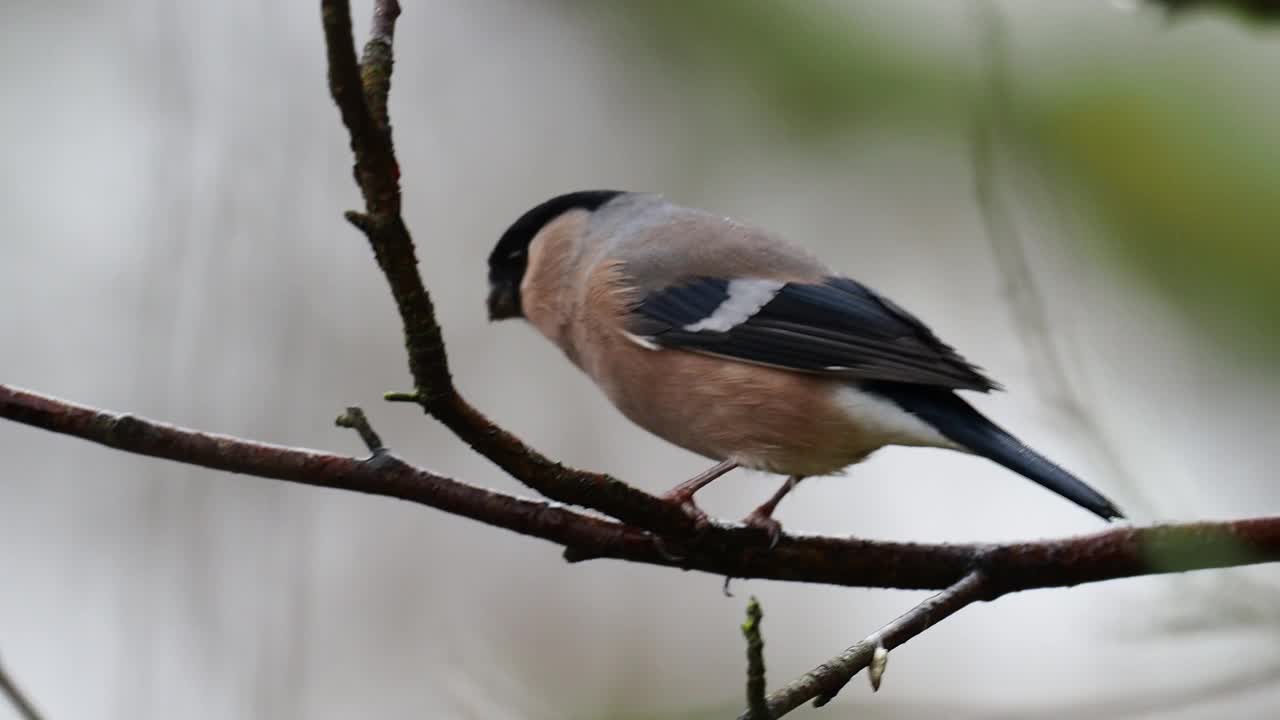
[3,0,1279,717]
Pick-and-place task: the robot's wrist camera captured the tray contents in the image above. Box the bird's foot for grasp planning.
[739,475,801,550]
[742,509,784,550]
[661,488,712,534]
[653,460,739,561]
[653,490,716,562]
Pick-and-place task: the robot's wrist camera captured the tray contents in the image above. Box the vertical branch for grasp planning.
[322,0,452,408]
[322,0,401,219]
[742,597,771,719]
[320,1,699,538]
[361,0,400,134]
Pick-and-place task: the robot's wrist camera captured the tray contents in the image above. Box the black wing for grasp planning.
[629,276,999,392]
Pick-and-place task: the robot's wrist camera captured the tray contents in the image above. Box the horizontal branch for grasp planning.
[4,383,1279,593]
[0,384,654,557]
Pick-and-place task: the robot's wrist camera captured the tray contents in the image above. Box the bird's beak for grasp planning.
[487,284,520,321]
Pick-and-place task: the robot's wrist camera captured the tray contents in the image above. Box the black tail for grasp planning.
[865,383,1124,521]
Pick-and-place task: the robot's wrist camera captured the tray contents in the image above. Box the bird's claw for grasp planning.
[743,511,784,550]
[654,491,714,561]
[662,490,712,534]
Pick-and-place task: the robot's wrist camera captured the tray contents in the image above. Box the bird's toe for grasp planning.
[742,511,784,550]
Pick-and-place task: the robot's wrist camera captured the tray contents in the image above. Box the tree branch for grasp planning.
[746,572,987,719]
[334,406,384,453]
[1147,0,1280,19]
[0,654,43,720]
[971,0,1145,510]
[5,383,1280,595]
[742,597,770,720]
[319,0,699,540]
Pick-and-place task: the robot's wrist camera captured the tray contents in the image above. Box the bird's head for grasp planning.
[487,190,624,321]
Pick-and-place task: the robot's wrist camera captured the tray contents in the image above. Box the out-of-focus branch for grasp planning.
[319,0,699,540]
[0,654,43,720]
[1148,0,1280,20]
[971,0,1145,507]
[742,597,770,720]
[746,572,986,719]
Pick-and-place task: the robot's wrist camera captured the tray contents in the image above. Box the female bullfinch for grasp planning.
[487,190,1123,540]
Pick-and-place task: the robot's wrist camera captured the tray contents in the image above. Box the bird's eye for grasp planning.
[507,249,525,261]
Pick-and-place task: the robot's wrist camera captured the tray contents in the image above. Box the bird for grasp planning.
[486,190,1123,542]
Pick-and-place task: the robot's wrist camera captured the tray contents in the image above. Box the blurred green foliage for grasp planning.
[1032,74,1280,362]
[586,0,1280,365]
[581,1,975,137]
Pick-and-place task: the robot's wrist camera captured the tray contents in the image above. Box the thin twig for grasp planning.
[368,0,400,44]
[334,406,383,453]
[746,571,988,718]
[742,597,770,719]
[322,0,399,219]
[0,654,43,720]
[361,0,400,135]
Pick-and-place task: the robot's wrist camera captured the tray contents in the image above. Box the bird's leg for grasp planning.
[662,459,739,528]
[743,475,804,549]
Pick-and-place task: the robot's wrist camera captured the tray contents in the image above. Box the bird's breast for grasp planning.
[587,339,900,477]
